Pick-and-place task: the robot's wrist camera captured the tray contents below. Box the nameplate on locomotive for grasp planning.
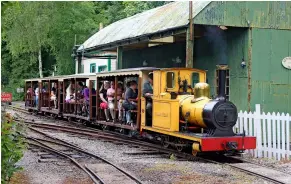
[155,112,169,117]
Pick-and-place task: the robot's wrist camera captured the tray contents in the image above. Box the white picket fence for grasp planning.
[234,104,291,161]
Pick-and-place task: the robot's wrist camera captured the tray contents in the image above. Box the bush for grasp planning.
[1,111,26,183]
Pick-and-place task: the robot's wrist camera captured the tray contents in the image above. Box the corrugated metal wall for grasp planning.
[122,42,186,68]
[194,1,291,30]
[251,28,291,113]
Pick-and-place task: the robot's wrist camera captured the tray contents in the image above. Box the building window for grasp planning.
[98,65,107,72]
[90,63,96,73]
[215,68,230,99]
[166,72,175,88]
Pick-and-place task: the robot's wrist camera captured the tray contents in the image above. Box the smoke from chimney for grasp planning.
[204,25,227,65]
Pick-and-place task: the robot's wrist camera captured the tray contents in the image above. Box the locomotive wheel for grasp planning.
[161,136,170,148]
[175,138,185,152]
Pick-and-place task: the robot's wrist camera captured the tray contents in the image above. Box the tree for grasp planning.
[2,2,54,78]
[2,2,98,76]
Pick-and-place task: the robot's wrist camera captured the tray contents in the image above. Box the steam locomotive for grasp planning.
[24,66,256,155]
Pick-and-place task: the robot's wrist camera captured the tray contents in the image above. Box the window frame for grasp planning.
[90,63,96,73]
[191,72,200,87]
[166,72,175,89]
[98,65,107,72]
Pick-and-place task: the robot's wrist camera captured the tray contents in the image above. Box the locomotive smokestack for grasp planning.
[217,65,228,100]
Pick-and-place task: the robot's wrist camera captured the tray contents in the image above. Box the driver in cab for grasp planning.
[143,72,153,117]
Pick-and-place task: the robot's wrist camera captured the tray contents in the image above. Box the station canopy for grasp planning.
[78,1,210,52]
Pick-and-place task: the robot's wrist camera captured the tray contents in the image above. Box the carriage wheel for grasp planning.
[102,125,108,130]
[33,110,38,116]
[68,117,73,123]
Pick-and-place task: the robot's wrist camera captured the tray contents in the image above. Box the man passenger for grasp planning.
[122,81,138,126]
[143,72,153,117]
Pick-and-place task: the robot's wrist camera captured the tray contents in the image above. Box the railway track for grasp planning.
[9,105,291,184]
[26,127,142,184]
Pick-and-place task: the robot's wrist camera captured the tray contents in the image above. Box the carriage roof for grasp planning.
[96,67,158,77]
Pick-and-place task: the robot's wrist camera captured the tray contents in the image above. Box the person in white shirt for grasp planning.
[35,85,39,107]
[65,83,72,103]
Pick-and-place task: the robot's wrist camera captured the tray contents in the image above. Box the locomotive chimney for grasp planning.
[216,65,228,100]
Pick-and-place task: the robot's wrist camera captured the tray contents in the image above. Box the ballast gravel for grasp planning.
[29,130,272,184]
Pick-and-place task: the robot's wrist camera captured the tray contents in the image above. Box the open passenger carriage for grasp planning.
[94,67,157,133]
[61,73,96,122]
[25,78,42,112]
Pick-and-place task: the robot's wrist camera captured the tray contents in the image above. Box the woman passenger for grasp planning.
[107,81,115,120]
[107,81,123,121]
[99,81,110,121]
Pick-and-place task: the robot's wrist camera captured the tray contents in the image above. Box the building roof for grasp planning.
[78,1,210,52]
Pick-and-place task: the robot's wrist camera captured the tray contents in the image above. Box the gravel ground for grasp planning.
[241,153,291,174]
[7,106,291,184]
[11,150,92,184]
[32,130,272,184]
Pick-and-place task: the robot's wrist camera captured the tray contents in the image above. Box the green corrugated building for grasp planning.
[78,1,291,113]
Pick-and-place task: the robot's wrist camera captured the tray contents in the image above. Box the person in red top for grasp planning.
[99,81,110,121]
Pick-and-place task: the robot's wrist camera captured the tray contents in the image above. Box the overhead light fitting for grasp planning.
[218,26,228,30]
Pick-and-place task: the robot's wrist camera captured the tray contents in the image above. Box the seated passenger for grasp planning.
[50,82,58,108]
[107,81,123,121]
[77,82,87,115]
[70,89,76,104]
[99,81,110,121]
[34,84,39,108]
[26,87,34,107]
[117,82,124,121]
[122,81,138,126]
[65,83,72,103]
[143,72,153,117]
[107,81,115,120]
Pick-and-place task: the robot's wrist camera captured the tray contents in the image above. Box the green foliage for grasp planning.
[1,41,38,101]
[2,2,98,76]
[1,1,169,90]
[93,1,169,26]
[122,1,169,17]
[1,113,26,183]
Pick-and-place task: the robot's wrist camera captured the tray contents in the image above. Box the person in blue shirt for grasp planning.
[122,80,138,125]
